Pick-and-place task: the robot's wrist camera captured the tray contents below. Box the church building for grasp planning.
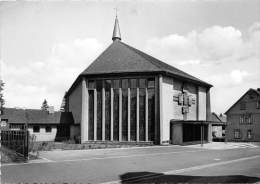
[65,16,213,145]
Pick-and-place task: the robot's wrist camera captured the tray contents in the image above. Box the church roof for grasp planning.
[81,41,212,87]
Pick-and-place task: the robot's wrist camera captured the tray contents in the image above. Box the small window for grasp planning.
[33,126,40,133]
[96,80,103,90]
[240,115,244,124]
[240,101,246,110]
[248,114,252,124]
[130,79,137,88]
[257,101,260,109]
[45,126,52,133]
[234,129,240,139]
[105,80,111,90]
[112,80,120,89]
[247,130,252,139]
[122,79,129,89]
[88,80,95,89]
[244,113,252,124]
[139,79,146,88]
[147,78,155,88]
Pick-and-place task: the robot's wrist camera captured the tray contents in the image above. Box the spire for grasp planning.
[112,14,121,41]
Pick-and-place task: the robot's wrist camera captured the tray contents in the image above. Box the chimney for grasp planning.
[47,106,54,114]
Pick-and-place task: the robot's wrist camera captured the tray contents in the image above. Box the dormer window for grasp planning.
[240,101,246,110]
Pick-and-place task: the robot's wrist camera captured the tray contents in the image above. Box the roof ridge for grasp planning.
[225,88,259,114]
[118,41,165,70]
[119,41,209,85]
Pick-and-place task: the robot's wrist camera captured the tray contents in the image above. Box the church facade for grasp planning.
[65,17,213,145]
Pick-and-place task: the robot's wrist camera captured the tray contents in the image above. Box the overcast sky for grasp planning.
[0,0,260,114]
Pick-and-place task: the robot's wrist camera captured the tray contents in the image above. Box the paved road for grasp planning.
[2,144,260,183]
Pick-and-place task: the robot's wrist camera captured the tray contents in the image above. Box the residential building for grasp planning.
[225,88,260,142]
[1,108,75,142]
[210,112,226,141]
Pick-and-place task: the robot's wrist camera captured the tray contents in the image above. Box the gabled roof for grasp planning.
[210,112,226,123]
[225,88,260,114]
[81,41,212,87]
[1,108,74,125]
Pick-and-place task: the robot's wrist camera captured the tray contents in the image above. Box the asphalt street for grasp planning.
[2,143,260,183]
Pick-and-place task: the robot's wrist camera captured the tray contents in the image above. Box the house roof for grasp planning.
[210,112,227,123]
[1,108,74,125]
[225,88,260,114]
[81,41,212,87]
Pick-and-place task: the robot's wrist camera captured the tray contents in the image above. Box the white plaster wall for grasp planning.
[28,126,57,142]
[161,76,174,143]
[198,86,207,120]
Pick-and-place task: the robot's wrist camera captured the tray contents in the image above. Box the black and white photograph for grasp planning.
[0,0,260,183]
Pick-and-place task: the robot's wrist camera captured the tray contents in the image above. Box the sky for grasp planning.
[0,0,260,114]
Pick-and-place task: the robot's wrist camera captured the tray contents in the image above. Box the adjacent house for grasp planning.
[65,16,213,145]
[1,108,75,142]
[225,88,260,142]
[210,112,226,141]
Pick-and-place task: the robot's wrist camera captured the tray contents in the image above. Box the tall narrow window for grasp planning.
[88,90,94,140]
[148,88,155,141]
[96,80,103,140]
[113,80,120,141]
[247,114,252,124]
[130,88,137,141]
[234,129,240,139]
[247,130,252,139]
[240,115,244,124]
[122,89,128,141]
[139,88,146,141]
[105,80,111,140]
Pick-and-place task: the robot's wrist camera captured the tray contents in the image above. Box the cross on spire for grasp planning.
[114,7,118,17]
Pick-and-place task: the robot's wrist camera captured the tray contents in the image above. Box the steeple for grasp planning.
[112,15,121,41]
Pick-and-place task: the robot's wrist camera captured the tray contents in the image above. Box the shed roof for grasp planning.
[1,108,74,125]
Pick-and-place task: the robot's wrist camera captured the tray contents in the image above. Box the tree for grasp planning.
[0,80,4,115]
[60,92,67,112]
[41,99,49,111]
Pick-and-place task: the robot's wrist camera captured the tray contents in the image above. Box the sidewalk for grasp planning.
[183,142,258,150]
